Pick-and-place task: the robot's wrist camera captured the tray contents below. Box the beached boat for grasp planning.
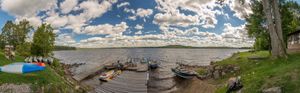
[99,70,122,82]
[171,67,197,79]
[149,61,159,69]
[0,63,45,74]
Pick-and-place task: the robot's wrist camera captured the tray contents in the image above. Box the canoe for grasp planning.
[171,67,196,79]
[0,63,45,74]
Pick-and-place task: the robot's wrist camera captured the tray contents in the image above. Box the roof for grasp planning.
[288,27,300,36]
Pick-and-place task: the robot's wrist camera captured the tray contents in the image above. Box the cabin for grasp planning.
[287,28,300,52]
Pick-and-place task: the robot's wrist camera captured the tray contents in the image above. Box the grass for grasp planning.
[0,51,81,93]
[214,51,300,93]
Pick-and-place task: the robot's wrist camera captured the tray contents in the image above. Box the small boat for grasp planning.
[149,61,159,69]
[171,67,197,79]
[99,70,122,82]
[0,63,45,74]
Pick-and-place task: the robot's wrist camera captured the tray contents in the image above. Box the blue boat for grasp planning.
[0,63,45,74]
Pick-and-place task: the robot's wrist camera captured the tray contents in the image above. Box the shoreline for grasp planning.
[58,50,247,93]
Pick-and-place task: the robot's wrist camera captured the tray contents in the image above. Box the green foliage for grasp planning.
[16,42,31,57]
[246,1,300,51]
[196,68,207,75]
[31,24,55,56]
[0,21,15,48]
[0,20,32,49]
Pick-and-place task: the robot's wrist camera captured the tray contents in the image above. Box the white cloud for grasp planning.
[79,0,115,20]
[82,22,128,35]
[227,0,252,20]
[45,14,69,29]
[153,12,199,27]
[75,25,253,48]
[134,24,143,30]
[60,0,78,14]
[117,2,130,8]
[128,16,136,20]
[55,34,77,46]
[135,31,142,35]
[1,0,57,17]
[124,8,135,14]
[136,8,153,17]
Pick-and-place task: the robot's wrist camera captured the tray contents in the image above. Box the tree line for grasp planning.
[0,20,55,57]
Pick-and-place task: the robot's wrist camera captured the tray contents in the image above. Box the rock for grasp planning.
[262,87,282,93]
[213,70,220,79]
[227,76,243,93]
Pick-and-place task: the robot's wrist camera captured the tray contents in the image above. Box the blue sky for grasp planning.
[0,0,298,48]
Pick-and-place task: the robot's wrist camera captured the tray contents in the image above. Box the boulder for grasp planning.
[213,70,220,79]
[227,76,243,93]
[262,87,282,93]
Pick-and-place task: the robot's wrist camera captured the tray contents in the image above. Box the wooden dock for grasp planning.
[72,56,127,81]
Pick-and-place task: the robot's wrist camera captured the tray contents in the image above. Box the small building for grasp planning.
[288,28,300,52]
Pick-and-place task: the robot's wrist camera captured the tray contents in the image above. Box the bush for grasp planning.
[197,68,207,75]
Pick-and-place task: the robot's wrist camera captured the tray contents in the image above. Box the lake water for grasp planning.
[54,48,248,92]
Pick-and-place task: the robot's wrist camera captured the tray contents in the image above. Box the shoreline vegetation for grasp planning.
[193,51,300,93]
[54,46,77,51]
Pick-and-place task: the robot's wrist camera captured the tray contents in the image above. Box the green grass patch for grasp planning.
[0,51,81,93]
[215,51,300,93]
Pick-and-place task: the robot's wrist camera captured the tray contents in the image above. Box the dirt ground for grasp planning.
[172,77,216,93]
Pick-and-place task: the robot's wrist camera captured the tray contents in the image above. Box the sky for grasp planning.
[0,0,297,48]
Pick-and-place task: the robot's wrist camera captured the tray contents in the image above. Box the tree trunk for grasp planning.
[262,0,281,59]
[271,0,287,58]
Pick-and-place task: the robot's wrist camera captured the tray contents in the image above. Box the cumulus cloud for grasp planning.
[153,12,199,27]
[136,8,153,17]
[82,22,128,35]
[124,8,135,14]
[75,25,253,48]
[117,2,130,8]
[134,24,143,30]
[154,0,221,29]
[1,0,57,17]
[55,34,77,46]
[60,0,78,14]
[228,0,252,19]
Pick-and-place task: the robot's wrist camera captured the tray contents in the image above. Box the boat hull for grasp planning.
[171,68,195,79]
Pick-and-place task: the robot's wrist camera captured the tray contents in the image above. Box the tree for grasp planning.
[262,0,286,58]
[0,21,15,48]
[31,24,55,56]
[246,0,270,51]
[14,20,33,46]
[0,20,32,49]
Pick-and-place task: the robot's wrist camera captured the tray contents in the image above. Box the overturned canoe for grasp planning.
[0,63,45,74]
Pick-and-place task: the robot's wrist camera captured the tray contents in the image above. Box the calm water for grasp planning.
[54,48,248,92]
